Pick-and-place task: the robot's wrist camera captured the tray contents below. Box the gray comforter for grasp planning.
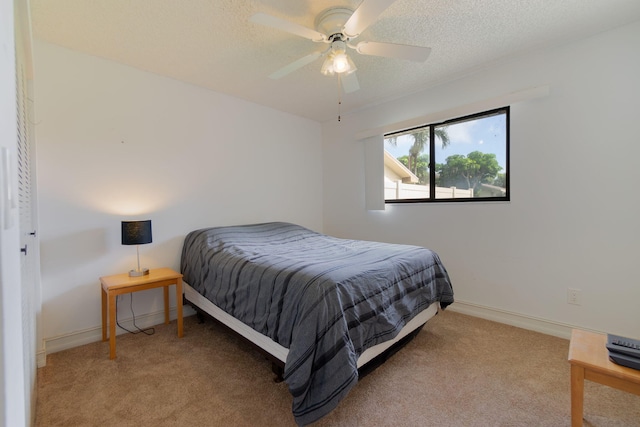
[181,222,454,425]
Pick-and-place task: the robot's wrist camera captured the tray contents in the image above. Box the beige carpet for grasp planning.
[35,311,640,426]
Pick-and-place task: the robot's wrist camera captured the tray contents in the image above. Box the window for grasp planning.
[383,107,509,203]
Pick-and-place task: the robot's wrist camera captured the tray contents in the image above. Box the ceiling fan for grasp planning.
[250,0,431,94]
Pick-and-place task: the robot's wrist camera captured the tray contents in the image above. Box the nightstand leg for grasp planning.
[176,279,183,338]
[163,285,169,324]
[571,364,584,427]
[109,292,117,359]
[101,287,107,341]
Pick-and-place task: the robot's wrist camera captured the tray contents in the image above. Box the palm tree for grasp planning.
[387,127,450,175]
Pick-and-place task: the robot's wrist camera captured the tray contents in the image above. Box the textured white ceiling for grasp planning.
[30,0,640,122]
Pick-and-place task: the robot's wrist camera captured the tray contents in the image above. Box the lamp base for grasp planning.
[129,268,150,277]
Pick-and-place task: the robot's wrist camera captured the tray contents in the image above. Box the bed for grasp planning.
[180,222,454,425]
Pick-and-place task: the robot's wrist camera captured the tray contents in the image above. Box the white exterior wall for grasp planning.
[322,21,640,339]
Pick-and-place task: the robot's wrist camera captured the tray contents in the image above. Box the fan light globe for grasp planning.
[322,39,357,75]
[333,54,349,73]
[321,54,336,75]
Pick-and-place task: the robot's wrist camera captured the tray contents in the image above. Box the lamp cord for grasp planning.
[115,294,155,335]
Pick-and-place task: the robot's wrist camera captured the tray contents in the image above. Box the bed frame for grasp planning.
[183,281,439,381]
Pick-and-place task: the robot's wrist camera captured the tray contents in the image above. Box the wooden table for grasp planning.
[101,267,183,359]
[568,329,640,427]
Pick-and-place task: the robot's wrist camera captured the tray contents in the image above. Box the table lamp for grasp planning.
[121,220,152,277]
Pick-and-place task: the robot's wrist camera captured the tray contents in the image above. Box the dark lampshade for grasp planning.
[121,220,152,246]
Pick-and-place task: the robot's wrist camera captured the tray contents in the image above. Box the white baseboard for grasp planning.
[36,348,47,368]
[447,300,599,340]
[40,300,590,367]
[41,305,196,366]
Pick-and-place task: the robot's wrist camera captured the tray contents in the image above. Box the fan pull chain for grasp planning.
[337,74,342,122]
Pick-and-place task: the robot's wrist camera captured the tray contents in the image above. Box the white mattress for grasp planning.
[184,282,438,368]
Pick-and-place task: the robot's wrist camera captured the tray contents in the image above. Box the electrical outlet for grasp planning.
[567,288,582,305]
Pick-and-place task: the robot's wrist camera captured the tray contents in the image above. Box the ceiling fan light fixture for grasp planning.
[333,53,350,73]
[322,39,357,76]
[344,55,357,75]
[321,54,336,75]
[320,52,357,75]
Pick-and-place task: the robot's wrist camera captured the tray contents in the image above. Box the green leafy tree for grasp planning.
[493,173,506,187]
[398,154,429,184]
[387,127,450,176]
[437,151,502,195]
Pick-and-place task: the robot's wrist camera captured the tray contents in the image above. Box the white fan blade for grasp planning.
[341,72,360,93]
[269,52,322,79]
[250,13,327,42]
[356,41,431,61]
[343,0,397,38]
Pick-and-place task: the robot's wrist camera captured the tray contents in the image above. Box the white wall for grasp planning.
[322,20,640,339]
[34,41,323,352]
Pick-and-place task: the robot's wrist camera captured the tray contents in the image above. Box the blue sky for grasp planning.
[384,113,507,171]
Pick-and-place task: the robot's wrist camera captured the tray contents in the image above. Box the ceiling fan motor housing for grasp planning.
[315,8,353,40]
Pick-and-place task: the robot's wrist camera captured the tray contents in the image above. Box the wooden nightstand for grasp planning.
[568,329,640,426]
[100,267,183,359]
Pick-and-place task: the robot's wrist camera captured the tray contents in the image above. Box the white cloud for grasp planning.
[445,121,477,144]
